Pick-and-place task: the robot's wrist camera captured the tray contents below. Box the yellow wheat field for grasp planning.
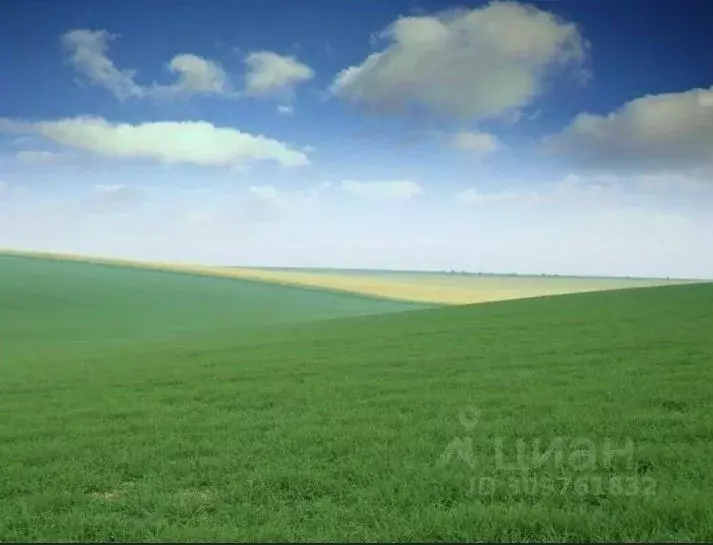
[0,249,703,305]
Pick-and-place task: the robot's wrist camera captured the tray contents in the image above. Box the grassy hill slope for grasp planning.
[0,254,431,362]
[1,256,712,541]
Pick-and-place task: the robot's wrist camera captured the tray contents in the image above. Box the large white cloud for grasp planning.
[2,117,309,168]
[544,86,713,174]
[340,180,424,201]
[330,1,587,120]
[62,29,230,99]
[243,51,314,97]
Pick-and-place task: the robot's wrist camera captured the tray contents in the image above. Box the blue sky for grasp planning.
[1,0,712,277]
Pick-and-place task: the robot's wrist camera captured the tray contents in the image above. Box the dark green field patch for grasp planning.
[0,254,430,361]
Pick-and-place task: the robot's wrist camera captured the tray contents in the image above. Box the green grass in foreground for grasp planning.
[1,255,712,541]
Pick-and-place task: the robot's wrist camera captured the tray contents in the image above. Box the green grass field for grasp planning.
[1,254,712,541]
[0,254,431,362]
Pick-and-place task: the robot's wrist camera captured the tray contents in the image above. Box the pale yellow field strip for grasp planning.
[1,249,705,305]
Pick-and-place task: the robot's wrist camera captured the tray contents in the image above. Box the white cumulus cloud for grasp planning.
[340,180,424,201]
[543,86,713,175]
[62,29,144,99]
[62,29,232,100]
[330,1,587,120]
[153,54,229,97]
[243,51,314,97]
[2,117,309,168]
